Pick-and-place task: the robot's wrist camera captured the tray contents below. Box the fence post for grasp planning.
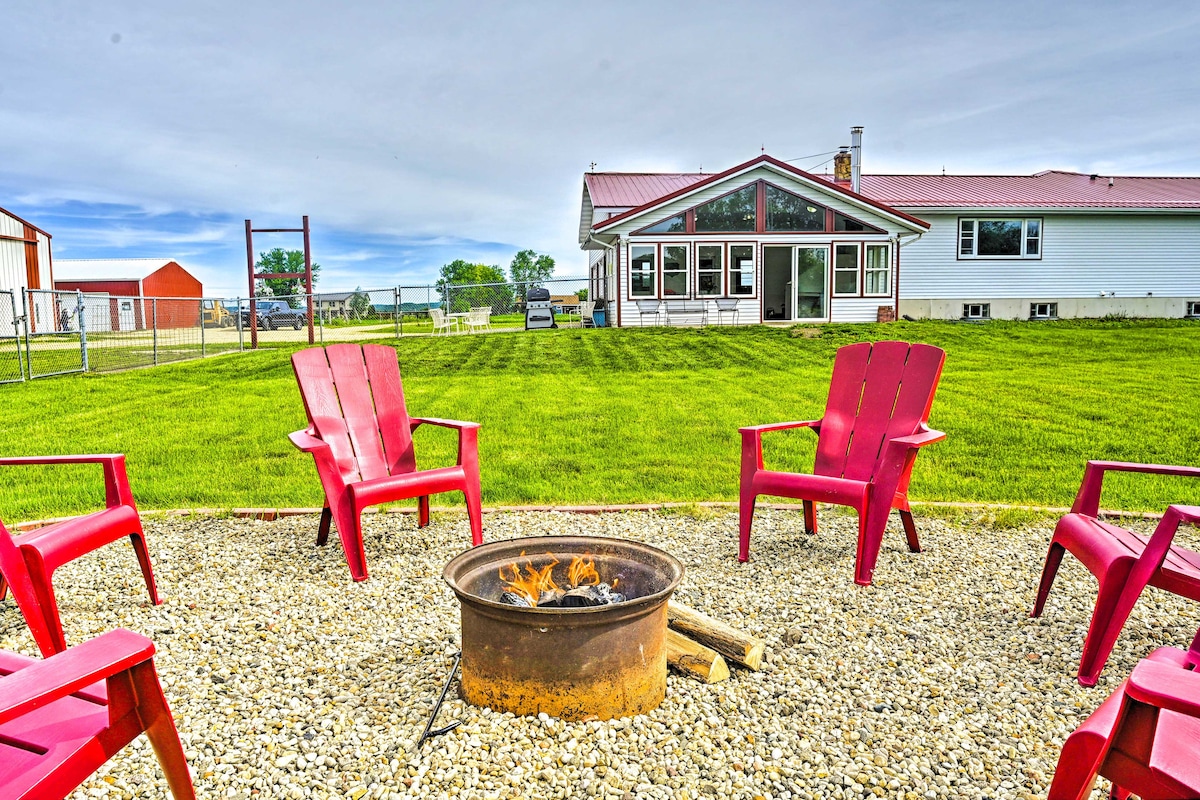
[200,298,206,357]
[152,298,159,365]
[77,290,89,372]
[22,291,32,378]
[237,297,244,350]
[394,287,401,338]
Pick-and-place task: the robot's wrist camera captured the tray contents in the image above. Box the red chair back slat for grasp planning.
[292,347,361,482]
[324,344,389,482]
[813,341,871,479]
[362,344,417,476]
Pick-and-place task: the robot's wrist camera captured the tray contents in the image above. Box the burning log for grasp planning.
[666,601,765,671]
[497,552,626,608]
[666,629,729,683]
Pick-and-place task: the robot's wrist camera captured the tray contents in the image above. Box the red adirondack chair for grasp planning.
[739,341,946,586]
[290,344,484,581]
[0,627,194,799]
[1032,460,1200,686]
[1048,629,1200,799]
[0,454,160,657]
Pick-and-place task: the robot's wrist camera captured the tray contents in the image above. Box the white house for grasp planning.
[581,138,1200,324]
[580,154,930,327]
[0,205,53,329]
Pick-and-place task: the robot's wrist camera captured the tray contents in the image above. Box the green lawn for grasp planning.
[2,319,1198,520]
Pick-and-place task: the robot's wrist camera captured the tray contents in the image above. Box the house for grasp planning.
[580,133,1200,324]
[54,258,203,330]
[314,290,369,320]
[0,206,54,331]
[580,154,929,327]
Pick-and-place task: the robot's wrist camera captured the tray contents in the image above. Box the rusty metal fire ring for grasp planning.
[443,535,684,721]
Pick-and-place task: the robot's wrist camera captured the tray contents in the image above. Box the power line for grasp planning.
[783,149,839,164]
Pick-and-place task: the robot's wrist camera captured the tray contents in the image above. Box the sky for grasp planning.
[3,0,1199,298]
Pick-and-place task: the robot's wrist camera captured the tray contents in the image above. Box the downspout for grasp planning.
[585,232,618,326]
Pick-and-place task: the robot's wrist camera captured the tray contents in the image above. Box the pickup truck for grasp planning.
[241,300,307,330]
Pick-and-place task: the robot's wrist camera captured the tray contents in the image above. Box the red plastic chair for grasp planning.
[1032,460,1200,686]
[0,627,195,799]
[739,341,946,586]
[0,455,160,657]
[291,344,484,582]
[1048,630,1200,799]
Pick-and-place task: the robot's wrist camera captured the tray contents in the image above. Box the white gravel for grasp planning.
[2,508,1196,800]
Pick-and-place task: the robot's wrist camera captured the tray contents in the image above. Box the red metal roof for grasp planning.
[585,173,707,207]
[861,171,1200,208]
[585,168,1200,212]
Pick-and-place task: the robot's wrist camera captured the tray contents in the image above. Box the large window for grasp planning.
[729,245,755,295]
[697,245,723,296]
[695,186,756,232]
[833,244,859,295]
[630,245,655,297]
[959,218,1042,258]
[640,213,686,234]
[662,246,688,296]
[864,244,890,295]
[765,185,824,231]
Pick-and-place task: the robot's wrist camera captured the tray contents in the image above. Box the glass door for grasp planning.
[794,246,828,320]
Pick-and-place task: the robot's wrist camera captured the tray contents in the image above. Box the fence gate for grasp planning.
[25,289,85,379]
[0,290,23,383]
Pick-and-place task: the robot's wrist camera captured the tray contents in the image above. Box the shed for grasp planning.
[0,205,54,330]
[54,258,203,330]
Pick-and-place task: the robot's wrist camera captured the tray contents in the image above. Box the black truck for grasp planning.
[241,300,307,330]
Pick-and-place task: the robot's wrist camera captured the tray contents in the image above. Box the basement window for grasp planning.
[963,303,991,320]
[1187,301,1200,317]
[1030,302,1058,320]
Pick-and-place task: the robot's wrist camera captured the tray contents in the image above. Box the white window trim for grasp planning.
[727,243,757,299]
[958,217,1043,260]
[863,243,891,298]
[963,302,991,320]
[1187,300,1200,318]
[661,243,689,299]
[628,243,656,300]
[696,243,724,297]
[833,243,860,297]
[1030,301,1058,320]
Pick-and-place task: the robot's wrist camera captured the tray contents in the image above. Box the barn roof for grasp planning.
[859,171,1200,208]
[53,258,184,281]
[0,205,52,237]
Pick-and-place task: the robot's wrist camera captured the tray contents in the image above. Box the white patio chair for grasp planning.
[464,307,490,333]
[635,300,663,326]
[579,300,597,328]
[714,298,740,326]
[470,306,494,331]
[430,308,459,335]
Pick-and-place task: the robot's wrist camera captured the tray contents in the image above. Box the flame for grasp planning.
[499,553,610,606]
[498,552,559,606]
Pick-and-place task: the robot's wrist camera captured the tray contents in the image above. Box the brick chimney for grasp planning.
[833,147,852,186]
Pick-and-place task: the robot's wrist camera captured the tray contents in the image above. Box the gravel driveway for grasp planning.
[2,509,1194,800]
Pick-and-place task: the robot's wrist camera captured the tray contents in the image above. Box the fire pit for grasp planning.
[443,535,684,720]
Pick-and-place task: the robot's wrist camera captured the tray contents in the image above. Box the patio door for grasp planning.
[762,245,828,322]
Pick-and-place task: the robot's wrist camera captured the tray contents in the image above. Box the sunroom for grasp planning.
[581,155,929,327]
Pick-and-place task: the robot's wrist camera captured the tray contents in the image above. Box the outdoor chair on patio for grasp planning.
[470,306,494,331]
[0,454,160,657]
[464,307,490,333]
[1032,460,1200,686]
[579,299,596,328]
[0,628,195,800]
[290,344,484,581]
[635,299,663,326]
[430,308,459,335]
[1048,628,1200,799]
[738,341,947,586]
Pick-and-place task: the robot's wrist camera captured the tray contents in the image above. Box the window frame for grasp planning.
[763,182,827,233]
[957,217,1043,260]
[1187,300,1200,318]
[863,243,891,297]
[696,243,724,297]
[661,244,689,298]
[963,303,991,320]
[832,243,861,297]
[727,243,757,298]
[1030,301,1058,320]
[628,244,657,299]
[694,185,758,233]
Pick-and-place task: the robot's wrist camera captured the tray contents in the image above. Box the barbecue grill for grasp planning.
[524,287,556,330]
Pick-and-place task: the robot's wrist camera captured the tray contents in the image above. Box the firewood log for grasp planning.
[665,629,729,683]
[667,600,765,671]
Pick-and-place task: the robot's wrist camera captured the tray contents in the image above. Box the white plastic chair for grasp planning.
[579,300,597,328]
[470,306,493,331]
[430,308,459,335]
[464,308,490,333]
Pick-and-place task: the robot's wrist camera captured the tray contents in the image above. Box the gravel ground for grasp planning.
[3,508,1197,800]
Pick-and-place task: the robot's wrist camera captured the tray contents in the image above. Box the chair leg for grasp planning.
[853,506,876,586]
[899,509,921,553]
[738,489,757,562]
[335,504,370,582]
[1078,567,1138,687]
[128,527,162,605]
[1031,542,1066,617]
[463,485,483,547]
[802,501,817,536]
[316,505,332,546]
[0,572,7,602]
[27,559,69,655]
[130,661,197,799]
[418,496,431,529]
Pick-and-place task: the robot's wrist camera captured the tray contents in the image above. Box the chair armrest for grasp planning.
[1072,460,1200,516]
[0,454,133,508]
[889,428,947,449]
[0,629,155,725]
[1125,658,1200,718]
[410,418,481,432]
[738,419,823,436]
[739,420,823,476]
[288,429,330,454]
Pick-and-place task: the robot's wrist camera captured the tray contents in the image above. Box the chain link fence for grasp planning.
[1,276,602,382]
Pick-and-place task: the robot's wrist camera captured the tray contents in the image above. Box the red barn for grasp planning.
[54,258,203,330]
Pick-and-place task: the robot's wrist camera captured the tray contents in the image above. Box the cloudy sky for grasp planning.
[3,1,1198,297]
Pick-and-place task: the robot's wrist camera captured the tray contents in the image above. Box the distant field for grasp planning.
[1,318,1198,520]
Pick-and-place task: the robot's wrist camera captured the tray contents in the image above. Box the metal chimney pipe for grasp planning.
[850,126,863,193]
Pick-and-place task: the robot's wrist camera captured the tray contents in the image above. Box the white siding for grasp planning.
[0,210,27,295]
[830,298,885,323]
[900,212,1200,299]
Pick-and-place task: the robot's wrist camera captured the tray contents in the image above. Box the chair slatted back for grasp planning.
[814,341,946,483]
[292,344,415,484]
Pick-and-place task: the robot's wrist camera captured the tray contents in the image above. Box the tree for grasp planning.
[349,286,371,319]
[435,260,512,312]
[255,248,321,303]
[509,249,555,299]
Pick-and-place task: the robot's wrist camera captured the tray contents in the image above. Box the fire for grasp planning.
[499,553,610,607]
